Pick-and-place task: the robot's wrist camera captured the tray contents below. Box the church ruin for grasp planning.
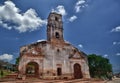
[18,12,90,79]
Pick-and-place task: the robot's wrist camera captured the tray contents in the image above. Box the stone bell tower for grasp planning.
[47,12,64,42]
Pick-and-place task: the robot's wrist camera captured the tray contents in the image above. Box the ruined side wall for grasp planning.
[18,43,44,77]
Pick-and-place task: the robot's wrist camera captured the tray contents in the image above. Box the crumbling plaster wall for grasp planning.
[41,42,89,77]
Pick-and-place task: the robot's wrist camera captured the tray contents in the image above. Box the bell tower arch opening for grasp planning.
[55,32,60,39]
[55,16,58,21]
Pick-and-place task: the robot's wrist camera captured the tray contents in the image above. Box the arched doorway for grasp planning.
[26,62,39,77]
[74,63,83,79]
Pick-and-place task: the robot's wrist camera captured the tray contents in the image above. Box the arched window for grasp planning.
[57,49,60,52]
[55,32,60,39]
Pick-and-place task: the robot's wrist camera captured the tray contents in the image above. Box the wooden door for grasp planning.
[74,63,83,79]
[57,67,62,76]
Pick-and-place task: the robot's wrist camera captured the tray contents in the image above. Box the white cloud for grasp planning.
[0,54,13,61]
[103,54,108,57]
[69,15,77,22]
[116,53,120,56]
[113,42,117,45]
[0,1,46,33]
[113,41,120,45]
[75,0,86,13]
[52,5,67,16]
[111,26,120,32]
[78,44,83,48]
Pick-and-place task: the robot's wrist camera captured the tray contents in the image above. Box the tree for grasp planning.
[15,57,20,65]
[88,54,112,78]
[0,70,4,77]
[14,57,20,71]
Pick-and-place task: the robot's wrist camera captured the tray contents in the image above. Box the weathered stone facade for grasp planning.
[18,12,90,79]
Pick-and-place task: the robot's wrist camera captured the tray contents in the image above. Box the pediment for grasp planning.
[70,52,81,59]
[73,53,81,58]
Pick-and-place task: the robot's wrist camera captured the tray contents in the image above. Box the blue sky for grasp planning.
[0,0,120,73]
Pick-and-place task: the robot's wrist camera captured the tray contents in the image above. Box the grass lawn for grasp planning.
[0,70,12,78]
